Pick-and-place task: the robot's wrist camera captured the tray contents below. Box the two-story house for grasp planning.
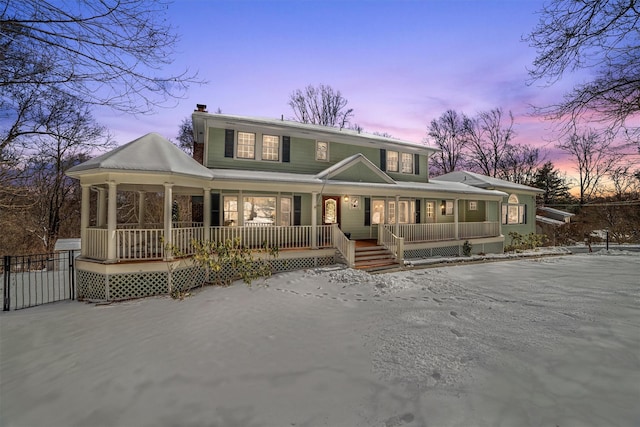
[66,105,540,301]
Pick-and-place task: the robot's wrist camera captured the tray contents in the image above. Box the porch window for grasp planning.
[401,153,413,173]
[280,197,292,226]
[237,132,255,159]
[262,135,279,161]
[316,141,329,161]
[426,201,435,219]
[371,200,385,224]
[244,196,276,225]
[223,196,238,226]
[444,200,454,216]
[386,151,399,172]
[388,200,414,224]
[469,201,478,211]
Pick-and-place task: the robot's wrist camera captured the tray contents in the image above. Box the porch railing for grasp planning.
[396,223,456,242]
[333,224,355,267]
[394,221,500,243]
[459,221,500,239]
[84,228,108,260]
[209,225,334,250]
[117,228,165,260]
[84,221,501,262]
[379,225,404,262]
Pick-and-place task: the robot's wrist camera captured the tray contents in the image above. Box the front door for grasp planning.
[322,196,341,228]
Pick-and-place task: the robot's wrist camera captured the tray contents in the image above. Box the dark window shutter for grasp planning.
[282,136,290,163]
[224,129,234,158]
[414,154,420,175]
[211,193,220,226]
[293,195,302,225]
[524,204,527,224]
[364,197,371,226]
[380,149,386,171]
[415,199,421,223]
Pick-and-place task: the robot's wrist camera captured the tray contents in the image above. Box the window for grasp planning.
[244,196,276,225]
[316,141,329,161]
[237,132,255,159]
[376,200,414,224]
[386,151,399,172]
[262,135,279,161]
[401,153,413,173]
[372,200,385,224]
[468,201,478,211]
[223,196,238,226]
[280,197,291,226]
[502,194,526,224]
[426,201,435,219]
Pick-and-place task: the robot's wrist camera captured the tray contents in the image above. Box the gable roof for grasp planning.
[314,153,395,184]
[193,112,439,156]
[66,132,214,179]
[434,171,543,194]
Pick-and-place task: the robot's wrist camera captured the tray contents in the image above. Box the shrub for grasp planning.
[462,240,472,257]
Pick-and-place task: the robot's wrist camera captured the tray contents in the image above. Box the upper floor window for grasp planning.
[237,132,255,159]
[316,141,329,161]
[401,153,413,173]
[262,135,279,161]
[386,151,399,172]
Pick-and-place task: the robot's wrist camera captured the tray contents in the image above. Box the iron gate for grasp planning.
[2,250,76,311]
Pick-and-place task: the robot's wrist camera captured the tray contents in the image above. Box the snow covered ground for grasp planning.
[1,251,639,427]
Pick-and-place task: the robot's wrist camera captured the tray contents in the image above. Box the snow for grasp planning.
[1,251,639,427]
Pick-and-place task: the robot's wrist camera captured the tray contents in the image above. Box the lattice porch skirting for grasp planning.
[76,251,336,302]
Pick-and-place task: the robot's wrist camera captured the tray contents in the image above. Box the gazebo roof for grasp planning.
[67,132,213,180]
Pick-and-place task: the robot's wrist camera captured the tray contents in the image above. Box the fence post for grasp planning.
[69,250,76,300]
[3,255,10,311]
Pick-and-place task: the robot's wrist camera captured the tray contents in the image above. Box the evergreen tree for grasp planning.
[532,161,572,205]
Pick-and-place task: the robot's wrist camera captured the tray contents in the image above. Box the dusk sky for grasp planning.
[101,0,582,167]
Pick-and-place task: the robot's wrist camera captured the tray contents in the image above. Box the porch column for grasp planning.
[81,184,91,257]
[97,188,107,227]
[203,189,211,241]
[107,181,117,262]
[163,183,174,260]
[394,195,400,237]
[311,192,318,249]
[138,191,146,228]
[454,198,459,240]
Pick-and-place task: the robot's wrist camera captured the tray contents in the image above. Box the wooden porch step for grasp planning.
[353,244,403,272]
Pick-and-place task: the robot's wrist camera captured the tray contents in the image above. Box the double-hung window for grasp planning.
[386,151,399,172]
[316,141,329,161]
[262,135,279,161]
[237,132,255,159]
[401,153,413,173]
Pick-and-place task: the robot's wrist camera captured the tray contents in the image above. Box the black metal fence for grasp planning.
[2,250,76,311]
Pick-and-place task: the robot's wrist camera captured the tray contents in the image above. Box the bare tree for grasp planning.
[1,93,110,252]
[1,0,199,115]
[466,108,515,177]
[499,143,542,184]
[288,84,354,129]
[608,162,640,200]
[526,0,640,143]
[426,110,471,175]
[176,117,195,155]
[558,128,622,204]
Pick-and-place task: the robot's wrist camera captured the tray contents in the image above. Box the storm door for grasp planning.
[322,196,341,228]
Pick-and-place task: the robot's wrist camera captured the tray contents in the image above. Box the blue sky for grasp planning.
[102,0,575,162]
